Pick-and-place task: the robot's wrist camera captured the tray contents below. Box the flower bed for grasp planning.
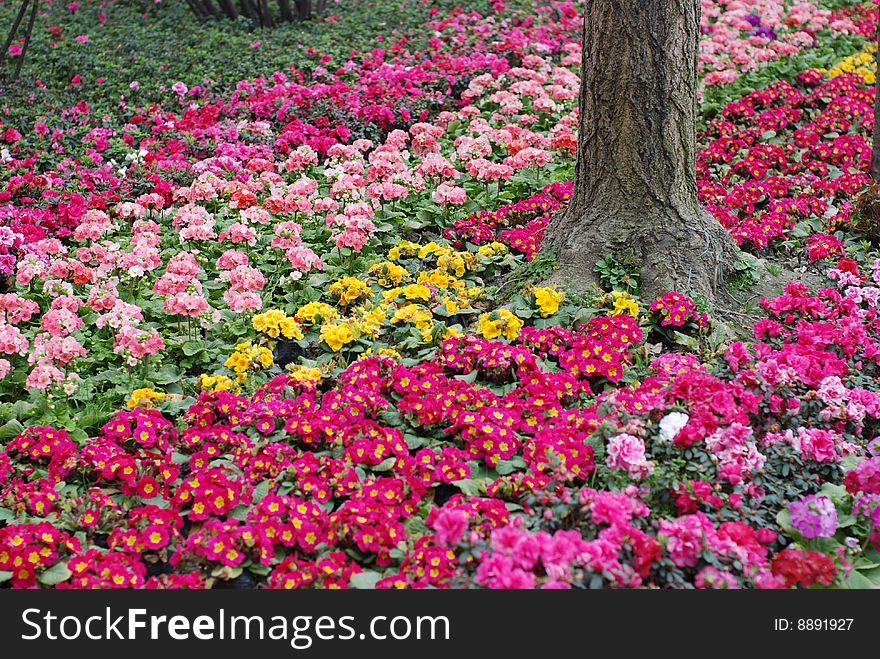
[2,1,880,589]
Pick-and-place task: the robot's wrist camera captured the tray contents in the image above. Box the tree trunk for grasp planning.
[218,0,239,19]
[0,0,32,70]
[259,0,276,26]
[13,0,38,80]
[298,0,312,21]
[279,0,295,22]
[544,0,737,301]
[872,21,880,183]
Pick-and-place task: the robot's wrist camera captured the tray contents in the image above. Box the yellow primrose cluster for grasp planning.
[386,240,501,278]
[368,261,410,287]
[126,388,165,409]
[252,309,305,340]
[285,240,506,354]
[328,276,371,306]
[477,243,508,258]
[606,290,640,317]
[199,374,237,392]
[295,301,339,324]
[477,309,524,341]
[533,286,564,317]
[224,341,274,381]
[319,321,358,352]
[821,44,876,84]
[288,365,323,382]
[391,304,435,341]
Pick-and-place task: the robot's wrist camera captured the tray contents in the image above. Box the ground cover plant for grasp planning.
[2,0,880,589]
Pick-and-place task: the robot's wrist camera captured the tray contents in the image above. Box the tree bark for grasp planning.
[872,21,880,183]
[218,0,239,19]
[13,0,38,80]
[0,0,31,70]
[298,0,312,21]
[544,0,737,301]
[279,0,295,22]
[258,0,274,26]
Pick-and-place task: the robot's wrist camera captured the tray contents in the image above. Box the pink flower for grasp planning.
[432,182,467,206]
[791,427,840,463]
[431,508,468,546]
[606,433,653,480]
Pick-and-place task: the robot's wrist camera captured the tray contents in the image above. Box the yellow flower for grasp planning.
[328,276,371,306]
[355,306,387,338]
[400,284,432,301]
[288,365,322,382]
[387,240,421,261]
[224,341,273,381]
[224,350,251,374]
[320,322,356,352]
[609,291,640,317]
[417,268,451,289]
[368,261,410,287]
[533,286,564,317]
[127,388,164,409]
[256,346,274,368]
[378,348,401,360]
[477,309,523,341]
[296,301,338,324]
[252,309,286,338]
[253,309,304,340]
[417,242,444,259]
[478,242,508,257]
[279,316,304,340]
[826,46,877,84]
[392,304,434,330]
[436,252,469,277]
[199,374,236,392]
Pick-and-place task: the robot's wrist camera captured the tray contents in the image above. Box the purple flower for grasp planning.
[744,14,761,27]
[751,26,778,40]
[789,495,838,539]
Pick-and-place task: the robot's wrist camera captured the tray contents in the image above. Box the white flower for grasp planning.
[659,412,689,443]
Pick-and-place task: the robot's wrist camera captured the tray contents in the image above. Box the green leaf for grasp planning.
[38,562,72,586]
[0,571,13,583]
[775,508,793,533]
[452,479,483,496]
[153,366,182,385]
[182,341,204,356]
[252,480,271,503]
[349,571,382,590]
[842,570,876,590]
[0,418,24,440]
[211,566,243,580]
[373,457,397,472]
[378,409,403,427]
[140,496,170,508]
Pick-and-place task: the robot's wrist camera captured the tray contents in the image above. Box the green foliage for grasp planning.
[593,255,639,294]
[0,0,508,125]
[727,253,762,292]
